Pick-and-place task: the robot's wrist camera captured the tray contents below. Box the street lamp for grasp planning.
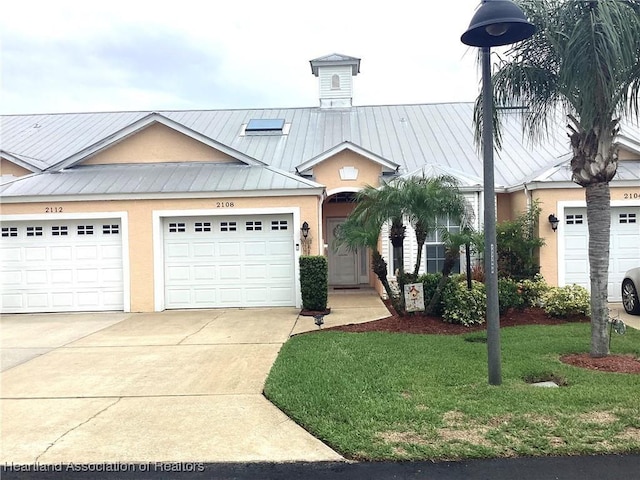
[462,0,535,385]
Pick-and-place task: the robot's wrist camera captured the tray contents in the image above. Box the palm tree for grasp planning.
[334,174,474,314]
[397,175,475,277]
[478,0,640,357]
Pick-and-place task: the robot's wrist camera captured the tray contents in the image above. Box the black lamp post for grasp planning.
[462,0,535,385]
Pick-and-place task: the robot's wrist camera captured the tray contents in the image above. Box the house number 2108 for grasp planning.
[216,201,235,208]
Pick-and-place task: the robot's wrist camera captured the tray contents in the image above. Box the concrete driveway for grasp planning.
[0,307,355,464]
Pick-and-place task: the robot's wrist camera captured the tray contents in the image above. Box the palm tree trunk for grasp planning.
[425,248,458,315]
[586,182,611,357]
[372,249,404,316]
[413,222,428,277]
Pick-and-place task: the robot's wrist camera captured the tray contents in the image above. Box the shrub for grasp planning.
[418,273,447,316]
[442,279,486,326]
[518,274,550,307]
[299,256,328,311]
[498,277,525,313]
[543,284,590,318]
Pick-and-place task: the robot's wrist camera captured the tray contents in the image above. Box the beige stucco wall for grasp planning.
[312,150,383,190]
[0,194,320,312]
[618,147,639,161]
[0,159,32,177]
[82,124,238,165]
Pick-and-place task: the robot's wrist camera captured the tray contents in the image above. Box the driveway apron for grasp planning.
[0,306,352,464]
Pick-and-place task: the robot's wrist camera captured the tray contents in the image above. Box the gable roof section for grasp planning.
[296,141,399,175]
[52,113,264,170]
[0,163,323,201]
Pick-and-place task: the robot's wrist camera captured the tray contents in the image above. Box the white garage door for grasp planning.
[563,207,640,301]
[163,214,295,308]
[0,219,124,313]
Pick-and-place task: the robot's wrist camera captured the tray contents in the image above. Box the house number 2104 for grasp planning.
[216,201,235,208]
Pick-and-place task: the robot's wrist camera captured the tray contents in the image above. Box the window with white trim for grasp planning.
[77,225,94,235]
[52,226,68,236]
[246,221,263,231]
[195,222,211,232]
[566,214,583,225]
[619,213,637,224]
[271,220,288,231]
[423,215,461,274]
[1,227,18,237]
[26,226,43,237]
[220,221,237,232]
[103,224,120,234]
[168,222,186,233]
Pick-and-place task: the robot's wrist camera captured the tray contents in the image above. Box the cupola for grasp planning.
[309,53,360,108]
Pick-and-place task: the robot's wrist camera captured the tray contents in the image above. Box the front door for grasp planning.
[327,218,359,285]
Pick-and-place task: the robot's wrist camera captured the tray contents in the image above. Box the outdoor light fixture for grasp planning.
[462,0,535,386]
[314,314,325,329]
[301,221,310,239]
[548,214,559,232]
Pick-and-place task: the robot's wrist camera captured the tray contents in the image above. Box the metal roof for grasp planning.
[0,163,323,199]
[1,103,638,196]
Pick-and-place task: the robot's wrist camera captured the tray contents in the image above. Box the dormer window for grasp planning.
[243,118,287,136]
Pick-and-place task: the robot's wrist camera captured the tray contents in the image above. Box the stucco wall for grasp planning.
[0,159,32,177]
[82,123,238,165]
[312,150,383,190]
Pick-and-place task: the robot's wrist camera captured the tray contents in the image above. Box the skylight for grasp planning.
[245,118,285,132]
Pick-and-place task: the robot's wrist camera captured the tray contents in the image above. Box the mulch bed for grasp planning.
[322,302,640,374]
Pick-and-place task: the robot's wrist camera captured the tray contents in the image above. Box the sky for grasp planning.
[0,0,488,115]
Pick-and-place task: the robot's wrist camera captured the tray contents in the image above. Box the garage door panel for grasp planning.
[193,265,216,280]
[219,265,241,280]
[219,242,241,256]
[163,215,295,308]
[25,247,46,261]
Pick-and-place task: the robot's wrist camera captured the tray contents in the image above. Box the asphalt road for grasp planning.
[2,455,640,480]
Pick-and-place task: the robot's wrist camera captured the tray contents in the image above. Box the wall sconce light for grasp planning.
[300,221,311,256]
[301,221,310,239]
[548,214,559,232]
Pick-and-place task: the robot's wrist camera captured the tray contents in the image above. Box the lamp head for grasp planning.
[461,0,536,47]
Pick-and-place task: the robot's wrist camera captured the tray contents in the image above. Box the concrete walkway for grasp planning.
[0,289,389,465]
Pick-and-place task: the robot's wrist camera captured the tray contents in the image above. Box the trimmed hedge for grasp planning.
[299,256,328,311]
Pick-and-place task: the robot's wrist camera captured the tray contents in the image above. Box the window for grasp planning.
[246,221,262,231]
[619,213,637,224]
[168,222,186,233]
[1,227,18,237]
[26,226,43,237]
[331,73,340,90]
[52,226,68,236]
[566,214,584,225]
[195,222,211,232]
[271,220,288,231]
[422,215,461,274]
[244,118,285,136]
[77,225,94,235]
[220,221,237,232]
[103,224,120,234]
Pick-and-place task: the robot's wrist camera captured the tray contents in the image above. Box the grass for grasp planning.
[263,323,640,461]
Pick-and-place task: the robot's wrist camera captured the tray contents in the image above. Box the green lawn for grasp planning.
[263,323,640,461]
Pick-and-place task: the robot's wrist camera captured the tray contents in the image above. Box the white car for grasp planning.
[622,267,640,315]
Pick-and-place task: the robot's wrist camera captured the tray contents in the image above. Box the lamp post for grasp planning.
[462,0,535,385]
